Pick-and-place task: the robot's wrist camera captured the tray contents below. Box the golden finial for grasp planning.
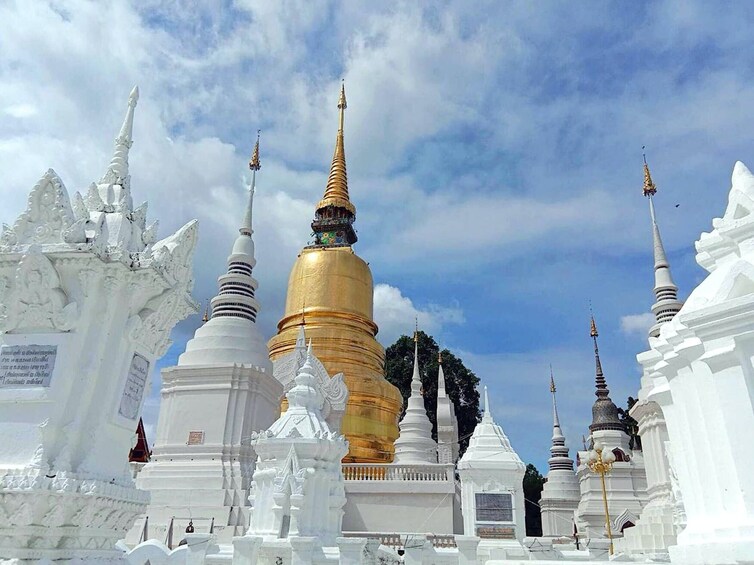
[338,79,347,125]
[590,315,598,337]
[414,316,419,343]
[642,146,657,197]
[202,301,209,323]
[249,130,261,171]
[550,364,556,393]
[316,80,355,215]
[438,350,443,364]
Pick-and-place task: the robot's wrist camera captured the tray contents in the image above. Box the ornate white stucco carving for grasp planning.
[0,169,74,249]
[0,246,77,333]
[246,345,349,553]
[640,161,754,564]
[0,87,199,562]
[273,326,349,432]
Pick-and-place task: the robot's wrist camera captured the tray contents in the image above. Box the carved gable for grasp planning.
[0,170,74,249]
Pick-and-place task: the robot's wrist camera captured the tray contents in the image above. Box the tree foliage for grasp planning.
[384,331,481,456]
[523,463,545,537]
[617,396,642,451]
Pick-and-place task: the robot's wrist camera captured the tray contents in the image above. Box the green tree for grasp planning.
[523,463,545,537]
[617,396,642,451]
[384,331,480,456]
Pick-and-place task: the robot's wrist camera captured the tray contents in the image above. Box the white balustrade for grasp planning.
[342,463,454,482]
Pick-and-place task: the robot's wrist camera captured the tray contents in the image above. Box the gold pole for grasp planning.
[587,442,615,556]
[598,464,614,555]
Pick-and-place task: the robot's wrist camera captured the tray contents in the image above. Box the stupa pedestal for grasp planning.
[0,89,198,562]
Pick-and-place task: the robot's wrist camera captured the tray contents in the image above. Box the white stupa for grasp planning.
[575,317,646,539]
[392,333,437,464]
[539,370,580,537]
[436,351,460,464]
[179,132,269,366]
[131,134,283,543]
[618,156,680,558]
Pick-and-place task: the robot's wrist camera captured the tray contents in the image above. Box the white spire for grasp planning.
[101,85,138,186]
[241,131,260,236]
[176,134,268,368]
[437,356,447,397]
[393,333,437,464]
[643,155,682,338]
[482,385,493,423]
[548,369,574,472]
[436,351,459,464]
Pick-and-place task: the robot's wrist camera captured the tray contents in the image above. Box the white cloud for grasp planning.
[620,313,655,338]
[373,283,464,346]
[4,104,37,118]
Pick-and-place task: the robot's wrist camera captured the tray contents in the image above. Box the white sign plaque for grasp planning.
[118,353,150,420]
[0,345,57,388]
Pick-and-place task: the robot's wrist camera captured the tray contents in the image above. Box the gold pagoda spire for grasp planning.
[550,364,556,393]
[316,80,356,215]
[642,146,657,197]
[249,130,261,171]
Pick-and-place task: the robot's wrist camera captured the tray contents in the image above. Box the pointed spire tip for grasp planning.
[338,79,347,110]
[643,148,657,197]
[249,130,261,171]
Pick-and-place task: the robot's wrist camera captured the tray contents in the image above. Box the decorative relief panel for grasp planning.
[1,247,77,333]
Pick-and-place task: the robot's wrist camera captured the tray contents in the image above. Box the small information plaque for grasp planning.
[187,431,205,445]
[476,526,516,540]
[118,353,150,420]
[0,345,57,388]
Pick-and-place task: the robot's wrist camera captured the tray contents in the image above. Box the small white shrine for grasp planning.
[0,87,199,562]
[457,387,526,559]
[239,343,350,563]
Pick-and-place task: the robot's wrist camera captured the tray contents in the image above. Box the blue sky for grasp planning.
[2,1,754,472]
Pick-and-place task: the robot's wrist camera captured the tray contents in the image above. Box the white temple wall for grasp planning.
[343,489,455,535]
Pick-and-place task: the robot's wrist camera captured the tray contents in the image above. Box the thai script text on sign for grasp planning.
[0,344,57,388]
[119,353,150,420]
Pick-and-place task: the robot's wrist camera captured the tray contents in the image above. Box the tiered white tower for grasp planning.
[644,161,754,564]
[457,387,526,547]
[392,334,437,464]
[539,371,580,537]
[132,135,283,543]
[435,352,459,465]
[238,344,349,564]
[0,87,199,561]
[575,317,646,538]
[617,157,681,558]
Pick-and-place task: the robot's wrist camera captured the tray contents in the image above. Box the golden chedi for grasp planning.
[268,83,403,462]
